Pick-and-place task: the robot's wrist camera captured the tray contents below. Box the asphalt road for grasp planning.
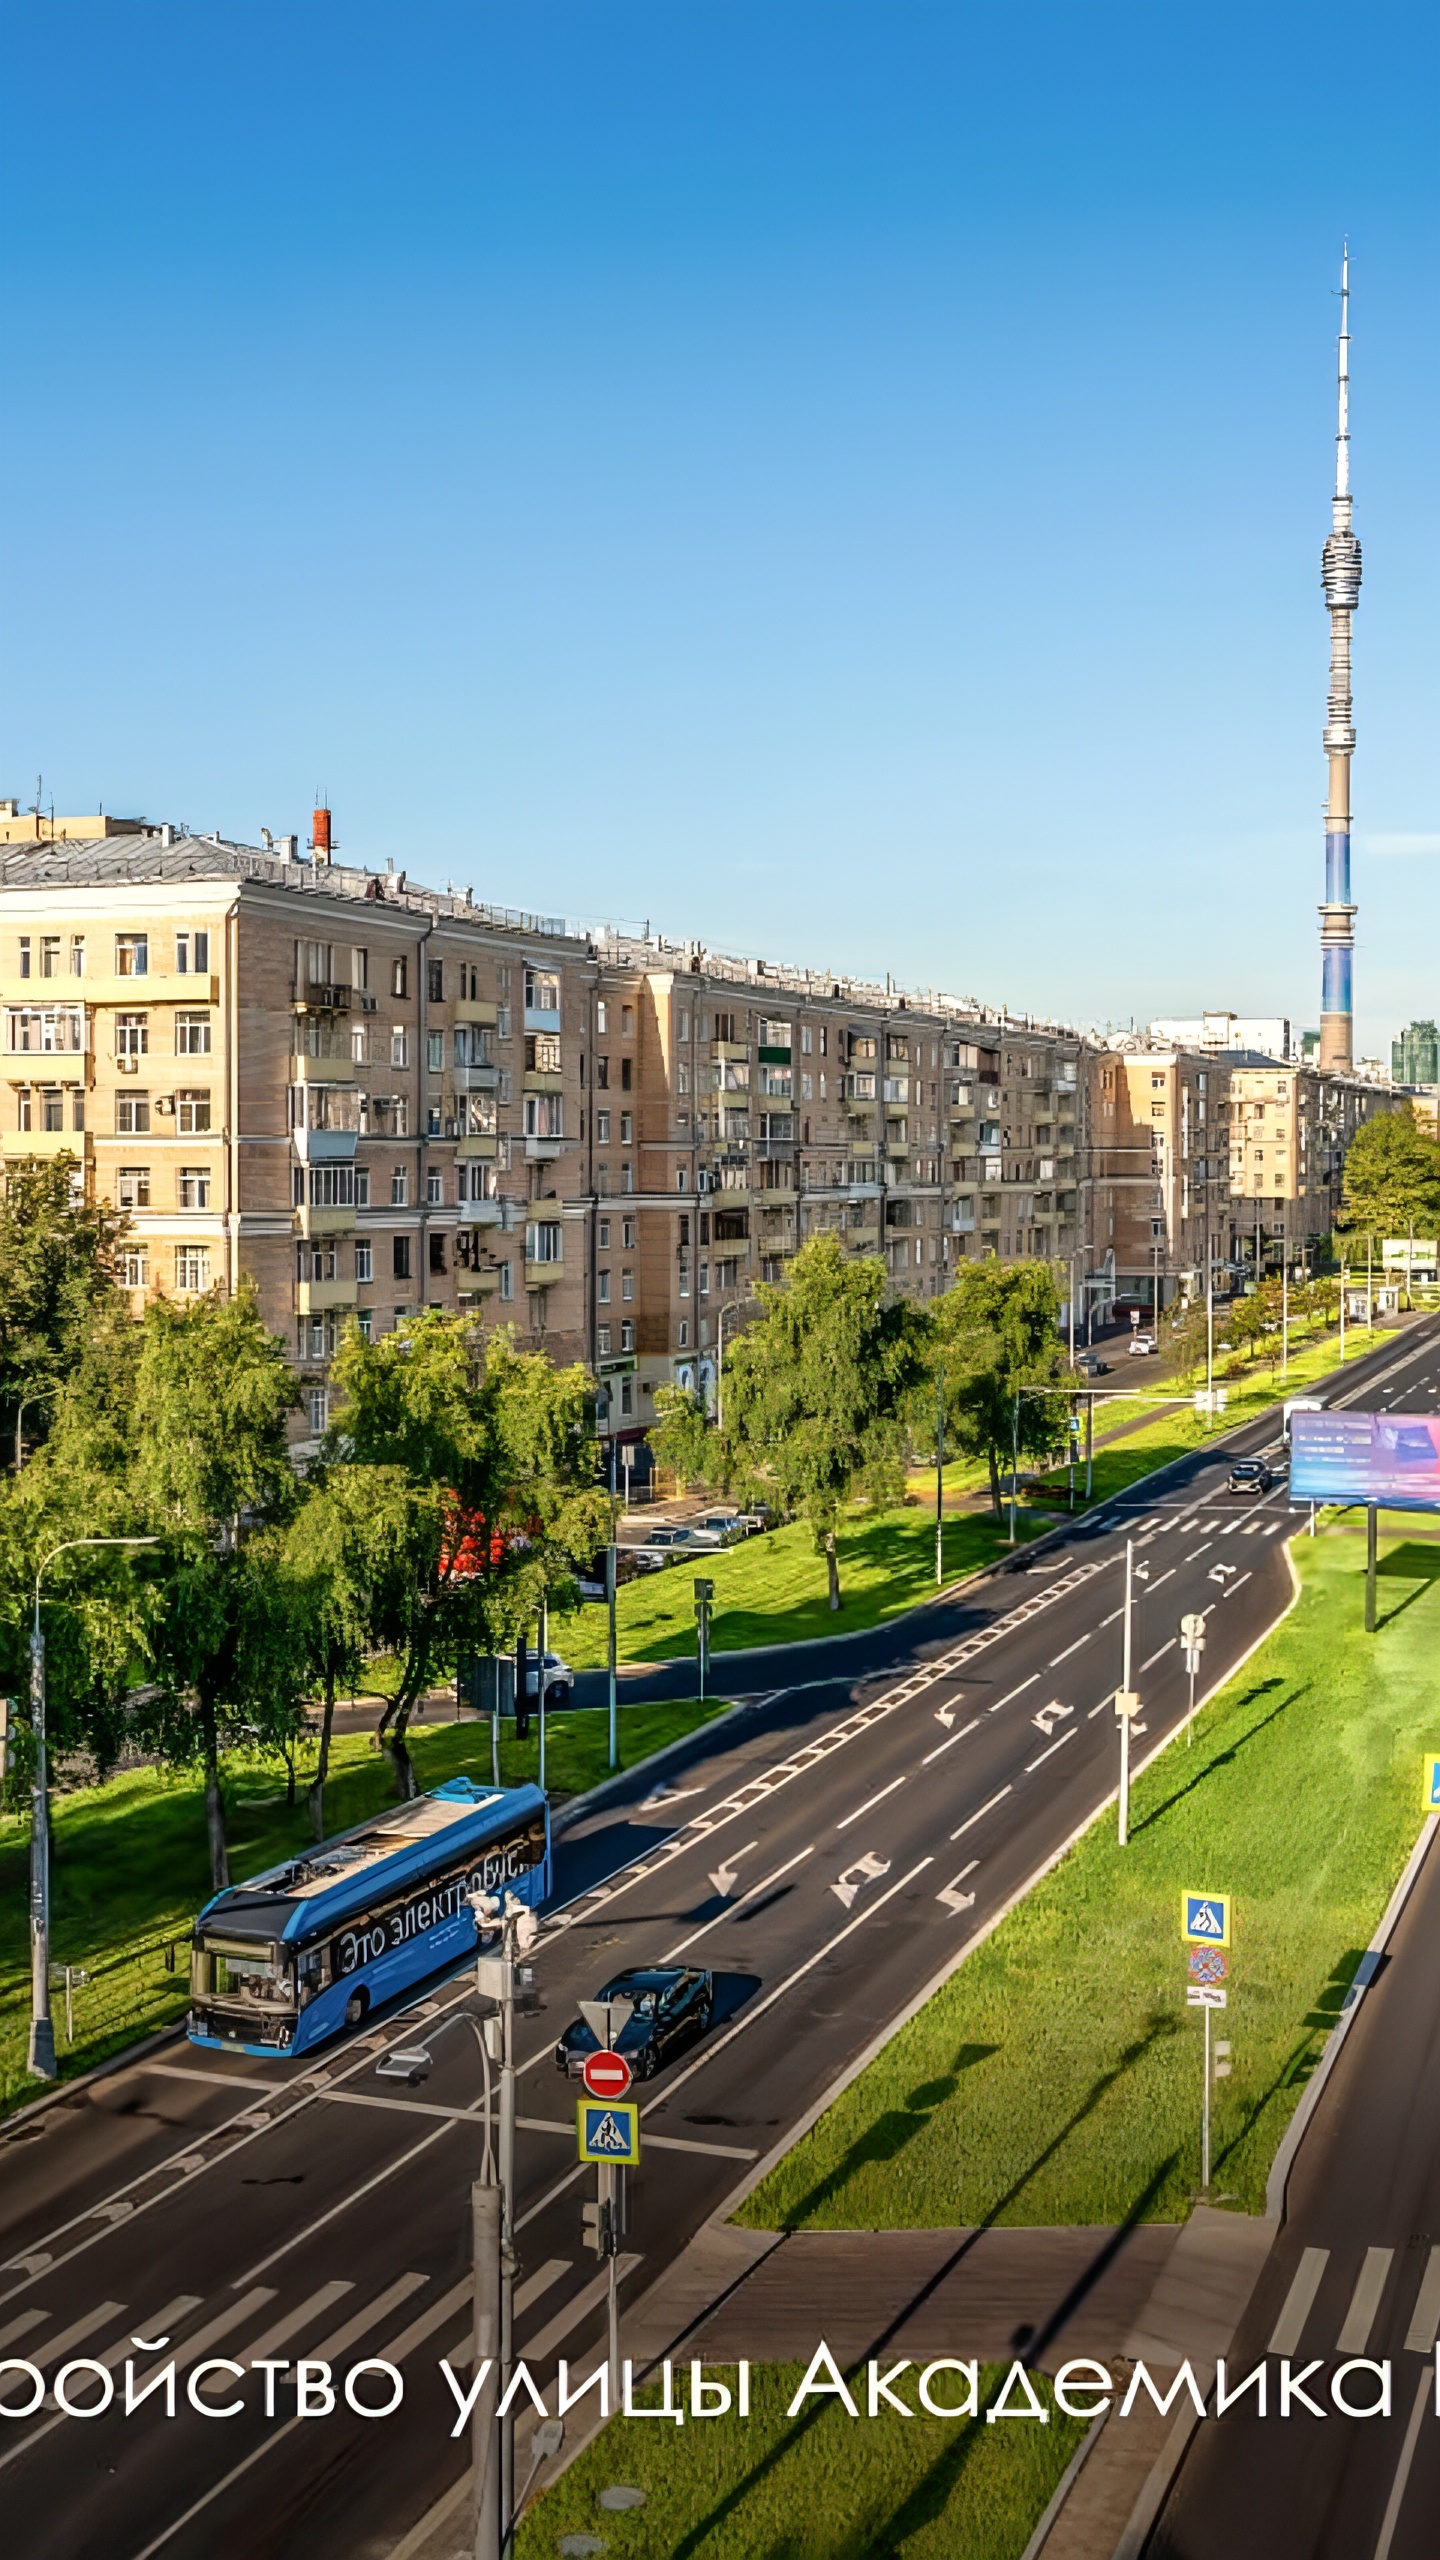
[3,1314,1438,2560]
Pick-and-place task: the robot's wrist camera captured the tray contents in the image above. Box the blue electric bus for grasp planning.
[188,1777,550,2061]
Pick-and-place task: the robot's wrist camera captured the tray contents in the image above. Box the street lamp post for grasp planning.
[606,1437,619,1771]
[14,1383,58,1475]
[28,1535,157,2079]
[1114,1538,1148,1847]
[934,1370,945,1589]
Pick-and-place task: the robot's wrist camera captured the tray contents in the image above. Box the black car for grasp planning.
[1227,1458,1274,1495]
[555,1966,714,2082]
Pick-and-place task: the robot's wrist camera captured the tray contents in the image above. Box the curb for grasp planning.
[1020,2403,1113,2560]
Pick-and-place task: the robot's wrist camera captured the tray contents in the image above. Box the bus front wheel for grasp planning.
[344,1989,369,2030]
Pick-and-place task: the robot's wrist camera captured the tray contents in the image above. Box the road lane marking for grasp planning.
[233,2119,457,2288]
[1404,2246,1440,2353]
[1222,1571,1253,1600]
[27,2299,124,2369]
[1267,2246,1329,2356]
[1140,1639,1177,1673]
[196,2281,354,2394]
[936,1863,979,1916]
[831,1850,892,1908]
[1048,1632,1092,1667]
[516,2257,643,2366]
[1025,1730,1077,1773]
[836,1774,908,1831]
[1373,2366,1431,2560]
[1146,1568,1175,1593]
[1337,2246,1394,2354]
[950,1787,1012,1841]
[662,1846,815,1959]
[989,1675,1039,1713]
[0,2295,200,2480]
[921,1717,980,1765]
[0,2309,49,2352]
[645,1858,935,2110]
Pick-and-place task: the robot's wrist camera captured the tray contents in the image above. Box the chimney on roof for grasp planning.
[311,804,334,864]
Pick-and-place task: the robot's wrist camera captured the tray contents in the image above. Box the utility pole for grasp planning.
[1115,1538,1147,1846]
[471,2181,502,2560]
[1008,1391,1020,1548]
[471,1890,538,2550]
[607,1438,618,1770]
[934,1372,945,1588]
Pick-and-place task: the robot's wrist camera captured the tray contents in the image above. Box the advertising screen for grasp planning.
[1289,1409,1440,1508]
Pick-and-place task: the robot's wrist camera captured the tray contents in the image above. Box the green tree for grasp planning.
[129,1289,302,1887]
[0,1158,128,1462]
[280,1466,416,1838]
[931,1260,1066,1517]
[649,1384,716,1492]
[1339,1109,1440,1307]
[329,1314,609,1796]
[717,1236,924,1611]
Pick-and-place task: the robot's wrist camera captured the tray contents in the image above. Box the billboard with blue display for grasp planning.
[1289,1409,1440,1509]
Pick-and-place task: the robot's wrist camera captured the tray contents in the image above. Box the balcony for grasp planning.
[454,999,499,1028]
[523,1069,565,1095]
[293,1203,356,1239]
[295,1276,359,1316]
[3,1128,91,1161]
[524,1133,565,1160]
[456,1133,498,1160]
[1,973,220,1009]
[457,1267,502,1298]
[294,981,351,1015]
[290,1126,358,1164]
[292,1050,356,1086]
[453,1062,498,1091]
[713,1041,749,1065]
[525,1258,562,1289]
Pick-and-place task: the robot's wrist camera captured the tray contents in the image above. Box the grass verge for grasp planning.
[562,1507,1046,1671]
[0,1695,727,2115]
[738,1525,1440,2233]
[517,2361,1084,2560]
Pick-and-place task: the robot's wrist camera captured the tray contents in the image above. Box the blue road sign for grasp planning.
[1181,1890,1231,1949]
[577,2099,641,2165]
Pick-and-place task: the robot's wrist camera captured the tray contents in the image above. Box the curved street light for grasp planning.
[14,1381,59,1474]
[27,1535,159,2079]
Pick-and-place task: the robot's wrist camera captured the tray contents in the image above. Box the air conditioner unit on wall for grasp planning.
[154,1095,175,1117]
[117,1055,138,1074]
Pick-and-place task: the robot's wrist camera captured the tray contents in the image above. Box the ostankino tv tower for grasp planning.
[1318,246,1361,1071]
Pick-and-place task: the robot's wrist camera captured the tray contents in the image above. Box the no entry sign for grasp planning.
[582,2048,633,2100]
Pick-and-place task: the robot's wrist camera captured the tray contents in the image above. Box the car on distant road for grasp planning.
[522,1650,574,1705]
[1226,1458,1275,1496]
[638,1523,694,1550]
[1128,1333,1158,1356]
[1075,1353,1110,1376]
[555,1966,715,2081]
[691,1510,747,1547]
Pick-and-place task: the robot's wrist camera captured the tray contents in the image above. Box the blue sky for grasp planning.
[3,3,1435,1055]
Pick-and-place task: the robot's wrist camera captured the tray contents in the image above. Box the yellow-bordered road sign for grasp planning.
[1422,1756,1440,1815]
[577,2098,641,2165]
[1181,1890,1231,1949]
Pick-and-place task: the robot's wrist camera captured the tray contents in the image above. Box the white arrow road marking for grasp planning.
[831,1850,892,1909]
[707,1839,760,1898]
[1208,1563,1237,1584]
[934,1699,958,1729]
[1032,1699,1074,1737]
[641,1782,703,1809]
[937,1861,979,1915]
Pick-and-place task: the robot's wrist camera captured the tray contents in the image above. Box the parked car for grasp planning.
[736,1505,777,1533]
[691,1510,746,1547]
[1226,1458,1274,1496]
[1075,1353,1109,1377]
[1128,1333,1158,1357]
[638,1524,694,1551]
[555,1966,715,2082]
[522,1650,574,1706]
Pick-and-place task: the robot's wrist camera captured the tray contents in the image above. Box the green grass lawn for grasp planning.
[739,1525,1440,2234]
[517,2361,1084,2560]
[0,1694,727,2114]
[562,1507,1047,1670]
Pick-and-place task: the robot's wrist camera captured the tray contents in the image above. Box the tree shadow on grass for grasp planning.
[1375,1543,1440,1631]
[775,2044,1000,2226]
[1129,1681,1307,1839]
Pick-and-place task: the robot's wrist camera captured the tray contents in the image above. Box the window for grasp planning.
[524,1093,564,1138]
[177,1090,211,1134]
[525,1221,562,1264]
[117,1166,150,1210]
[801,1024,813,1055]
[525,1033,563,1073]
[598,1269,611,1303]
[391,1168,409,1207]
[678,1320,690,1348]
[676,1010,690,1041]
[699,1259,709,1295]
[623,1163,633,1192]
[801,1073,813,1100]
[621,1057,633,1092]
[176,931,210,974]
[596,1108,611,1144]
[676,1167,689,1191]
[525,967,561,1017]
[391,1027,409,1068]
[596,999,608,1034]
[426,958,444,1004]
[622,1268,634,1301]
[619,1112,633,1143]
[116,1013,148,1058]
[677,1062,689,1096]
[597,1324,611,1356]
[620,1319,634,1352]
[429,1233,447,1275]
[678,1257,690,1298]
[621,1005,635,1037]
[175,1246,210,1292]
[357,1309,373,1341]
[352,947,370,992]
[622,1217,635,1249]
[41,1088,63,1133]
[116,1248,148,1289]
[1151,1074,1165,1090]
[40,936,60,979]
[178,1167,210,1210]
[175,1012,212,1055]
[427,1030,443,1073]
[391,956,408,999]
[117,1093,150,1135]
[393,1235,412,1280]
[499,1260,513,1300]
[595,1055,609,1089]
[356,1167,370,1205]
[70,936,85,977]
[496,1004,511,1041]
[427,1169,443,1206]
[116,934,149,978]
[308,1387,330,1435]
[18,937,30,979]
[355,1242,373,1283]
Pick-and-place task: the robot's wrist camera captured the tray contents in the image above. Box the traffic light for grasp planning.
[581,2195,614,2257]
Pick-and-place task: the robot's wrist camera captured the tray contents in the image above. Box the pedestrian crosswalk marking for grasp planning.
[1336,2247,1392,2354]
[1404,2246,1440,2354]
[1267,2246,1329,2357]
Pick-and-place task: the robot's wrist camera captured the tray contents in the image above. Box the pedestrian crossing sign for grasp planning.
[1423,1755,1440,1814]
[577,2099,641,2164]
[1181,1890,1231,1949]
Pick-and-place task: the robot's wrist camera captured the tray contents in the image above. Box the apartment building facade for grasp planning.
[0,823,1094,1448]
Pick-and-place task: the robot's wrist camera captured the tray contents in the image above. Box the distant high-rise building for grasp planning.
[1318,248,1361,1071]
[1392,1020,1439,1087]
